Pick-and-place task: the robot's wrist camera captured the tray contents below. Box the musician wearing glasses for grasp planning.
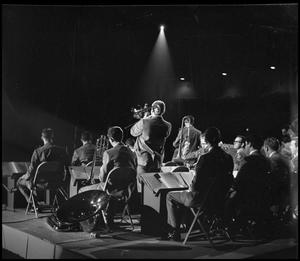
[233,135,246,171]
[130,100,172,192]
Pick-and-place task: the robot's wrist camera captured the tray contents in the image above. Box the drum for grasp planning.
[47,190,110,232]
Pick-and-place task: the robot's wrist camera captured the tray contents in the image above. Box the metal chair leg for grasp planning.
[25,189,38,218]
[183,208,201,245]
[25,190,33,215]
[183,208,215,248]
[120,204,134,230]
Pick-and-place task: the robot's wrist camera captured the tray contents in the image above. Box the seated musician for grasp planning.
[165,127,234,241]
[263,137,291,217]
[17,128,70,211]
[224,134,271,233]
[79,126,137,227]
[172,115,202,166]
[71,131,96,166]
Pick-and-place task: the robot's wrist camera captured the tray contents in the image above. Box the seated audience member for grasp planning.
[71,131,96,166]
[79,126,137,227]
[225,134,271,230]
[263,137,291,216]
[232,135,247,171]
[17,128,70,210]
[165,127,233,241]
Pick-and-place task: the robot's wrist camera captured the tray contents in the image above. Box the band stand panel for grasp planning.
[140,172,193,237]
[27,234,55,259]
[2,225,28,258]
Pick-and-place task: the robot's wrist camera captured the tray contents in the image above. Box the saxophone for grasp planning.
[87,135,109,185]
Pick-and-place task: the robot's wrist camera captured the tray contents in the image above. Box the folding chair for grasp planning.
[101,167,137,230]
[182,177,231,247]
[25,161,68,218]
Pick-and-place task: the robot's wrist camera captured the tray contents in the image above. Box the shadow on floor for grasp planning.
[2,249,23,259]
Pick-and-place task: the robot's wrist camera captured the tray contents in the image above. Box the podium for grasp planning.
[139,171,194,236]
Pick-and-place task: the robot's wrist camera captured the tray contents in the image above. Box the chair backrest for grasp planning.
[172,166,189,172]
[85,161,93,167]
[164,161,179,166]
[103,167,136,195]
[33,161,65,186]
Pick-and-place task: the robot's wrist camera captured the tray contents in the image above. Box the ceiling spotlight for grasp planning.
[180,77,185,81]
[160,25,165,31]
[270,66,276,70]
[222,72,227,76]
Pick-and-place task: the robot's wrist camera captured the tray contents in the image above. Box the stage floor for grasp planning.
[2,209,298,259]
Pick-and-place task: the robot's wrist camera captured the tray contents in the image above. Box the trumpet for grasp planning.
[131,103,152,119]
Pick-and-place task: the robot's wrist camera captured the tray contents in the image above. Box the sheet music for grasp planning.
[140,172,189,195]
[159,172,187,189]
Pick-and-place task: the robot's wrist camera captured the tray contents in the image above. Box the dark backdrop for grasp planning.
[2,4,298,161]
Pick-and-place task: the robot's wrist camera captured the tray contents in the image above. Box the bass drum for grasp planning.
[47,190,110,232]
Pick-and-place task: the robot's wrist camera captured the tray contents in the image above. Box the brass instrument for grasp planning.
[177,116,190,159]
[219,142,235,152]
[131,103,152,119]
[87,135,109,185]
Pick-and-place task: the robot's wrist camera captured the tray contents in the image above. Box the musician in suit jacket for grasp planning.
[99,127,137,183]
[79,126,137,191]
[17,128,70,209]
[165,127,234,241]
[71,131,96,166]
[263,137,291,215]
[225,134,271,228]
[130,100,172,192]
[79,126,137,228]
[172,115,202,165]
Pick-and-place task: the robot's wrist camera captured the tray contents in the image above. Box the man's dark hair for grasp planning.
[81,131,92,142]
[107,126,123,142]
[204,127,221,146]
[125,137,135,147]
[245,134,263,150]
[151,100,166,115]
[236,135,246,144]
[264,137,280,151]
[184,115,195,125]
[41,128,54,140]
